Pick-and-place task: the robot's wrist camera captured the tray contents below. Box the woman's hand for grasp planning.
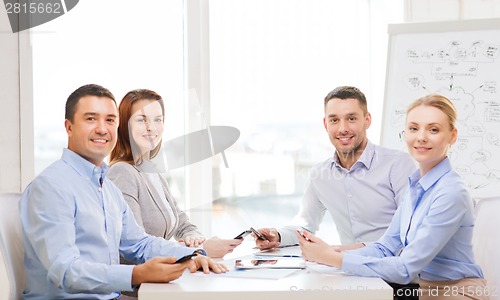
[180,235,205,247]
[296,230,343,268]
[203,236,243,258]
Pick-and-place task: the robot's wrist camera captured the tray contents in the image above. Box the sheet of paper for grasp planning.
[235,258,306,269]
[219,268,300,280]
[305,262,346,276]
[253,245,302,257]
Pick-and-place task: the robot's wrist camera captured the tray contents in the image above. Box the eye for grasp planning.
[348,116,357,122]
[430,127,439,133]
[86,117,96,121]
[330,118,338,124]
[136,117,146,123]
[107,118,116,123]
[407,126,418,132]
[154,118,163,123]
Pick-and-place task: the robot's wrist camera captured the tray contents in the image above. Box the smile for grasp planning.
[337,136,353,143]
[91,138,108,144]
[414,146,431,152]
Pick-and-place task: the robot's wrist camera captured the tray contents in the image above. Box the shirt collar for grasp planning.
[408,157,452,192]
[61,148,110,179]
[331,139,375,170]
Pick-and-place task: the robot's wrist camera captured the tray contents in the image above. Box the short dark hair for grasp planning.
[65,84,116,122]
[324,86,368,115]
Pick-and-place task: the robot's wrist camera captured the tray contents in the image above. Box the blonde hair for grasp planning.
[407,94,457,130]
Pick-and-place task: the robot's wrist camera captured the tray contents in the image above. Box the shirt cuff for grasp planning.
[341,252,360,274]
[108,264,136,292]
[278,228,299,246]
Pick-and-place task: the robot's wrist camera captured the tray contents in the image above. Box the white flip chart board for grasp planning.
[381,18,500,198]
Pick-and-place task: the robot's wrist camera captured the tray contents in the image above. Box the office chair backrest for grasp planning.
[472,196,500,300]
[0,192,25,300]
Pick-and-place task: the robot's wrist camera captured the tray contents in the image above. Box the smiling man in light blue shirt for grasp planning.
[20,84,225,300]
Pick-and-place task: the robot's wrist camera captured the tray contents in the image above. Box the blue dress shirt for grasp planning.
[342,157,484,284]
[20,149,196,300]
[280,141,417,245]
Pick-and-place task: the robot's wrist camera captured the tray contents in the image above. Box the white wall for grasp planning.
[0,6,33,193]
[407,0,500,21]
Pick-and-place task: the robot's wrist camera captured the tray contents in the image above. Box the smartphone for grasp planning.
[249,227,268,241]
[175,253,197,263]
[234,230,251,239]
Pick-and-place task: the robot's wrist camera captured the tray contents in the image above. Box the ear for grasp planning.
[364,112,372,129]
[64,119,73,137]
[450,128,458,145]
[323,117,328,131]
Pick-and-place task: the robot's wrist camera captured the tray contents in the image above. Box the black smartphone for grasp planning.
[250,227,268,241]
[234,230,251,239]
[175,253,197,263]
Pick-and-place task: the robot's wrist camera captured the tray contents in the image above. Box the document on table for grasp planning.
[235,258,306,270]
[213,256,303,280]
[306,262,346,276]
[253,245,302,257]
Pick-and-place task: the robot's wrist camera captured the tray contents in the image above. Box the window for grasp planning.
[209,0,404,242]
[32,0,186,196]
[31,0,404,243]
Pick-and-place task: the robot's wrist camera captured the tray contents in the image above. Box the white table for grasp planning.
[139,245,393,300]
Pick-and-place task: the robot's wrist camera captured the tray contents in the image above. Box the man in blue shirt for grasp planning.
[20,84,226,300]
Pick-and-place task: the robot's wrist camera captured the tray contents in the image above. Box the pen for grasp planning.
[277,244,299,248]
[300,226,312,233]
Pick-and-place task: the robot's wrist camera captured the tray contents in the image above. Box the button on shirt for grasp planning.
[20,148,195,300]
[342,158,484,284]
[280,141,416,245]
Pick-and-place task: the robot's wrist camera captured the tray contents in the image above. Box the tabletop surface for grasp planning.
[139,241,393,300]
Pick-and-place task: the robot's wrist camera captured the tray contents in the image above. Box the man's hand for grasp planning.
[203,236,243,258]
[254,228,280,250]
[189,255,229,274]
[131,256,190,285]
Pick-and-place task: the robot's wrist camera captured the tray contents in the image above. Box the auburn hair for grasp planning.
[109,89,164,166]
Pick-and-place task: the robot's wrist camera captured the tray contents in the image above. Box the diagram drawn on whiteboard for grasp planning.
[382,23,500,197]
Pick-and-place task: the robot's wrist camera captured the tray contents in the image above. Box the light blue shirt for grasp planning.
[280,141,416,245]
[342,157,484,284]
[20,149,196,300]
